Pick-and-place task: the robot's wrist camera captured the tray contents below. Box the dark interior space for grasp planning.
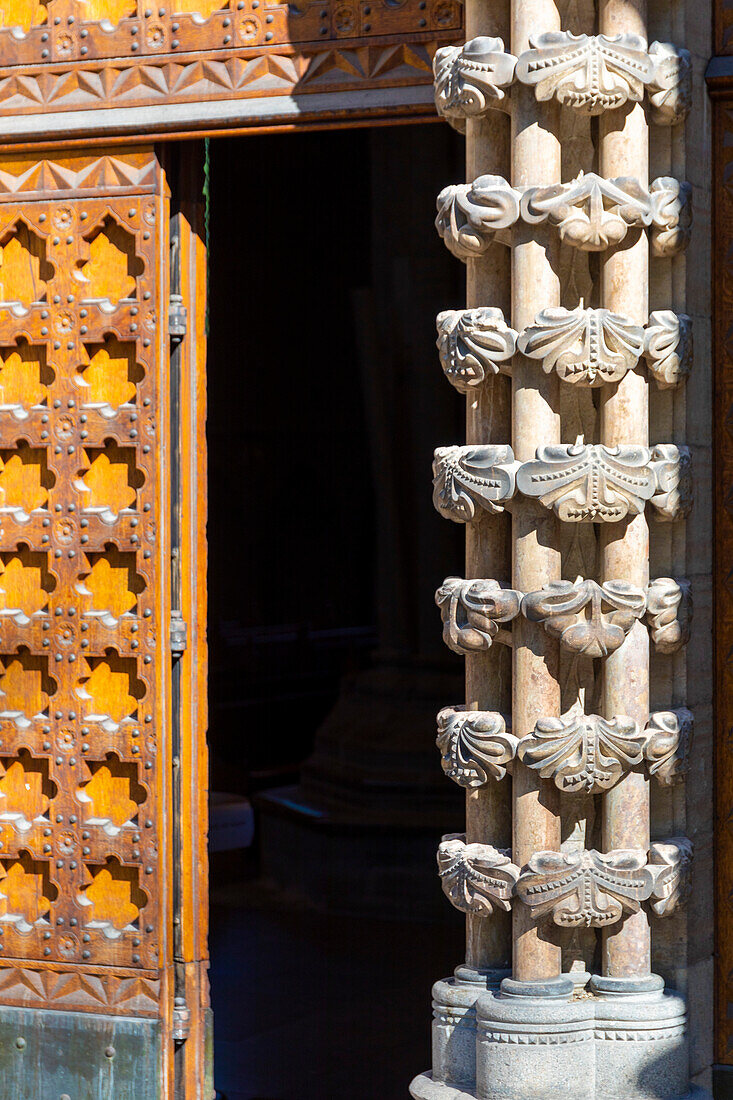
[205,123,467,1099]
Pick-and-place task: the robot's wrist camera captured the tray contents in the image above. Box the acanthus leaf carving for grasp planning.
[433,37,517,127]
[517,704,645,793]
[515,31,653,114]
[436,307,516,392]
[435,576,521,654]
[649,444,692,521]
[437,832,519,914]
[643,310,693,389]
[644,709,693,786]
[435,175,521,260]
[648,838,693,916]
[436,706,517,786]
[647,42,693,126]
[433,444,517,522]
[517,304,643,387]
[521,577,646,657]
[516,848,655,927]
[515,437,657,523]
[645,577,692,653]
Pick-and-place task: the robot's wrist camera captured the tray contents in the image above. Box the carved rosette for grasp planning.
[517,305,644,386]
[644,709,693,786]
[436,706,518,786]
[516,438,656,522]
[516,849,655,927]
[433,37,517,128]
[435,175,521,260]
[436,307,517,392]
[437,833,520,914]
[643,310,693,388]
[521,578,646,657]
[648,838,693,916]
[645,577,692,653]
[515,31,654,113]
[435,576,520,654]
[517,706,645,793]
[432,444,517,522]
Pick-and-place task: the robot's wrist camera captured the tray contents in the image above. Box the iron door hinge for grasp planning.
[169,293,187,344]
[172,999,191,1042]
[169,611,188,657]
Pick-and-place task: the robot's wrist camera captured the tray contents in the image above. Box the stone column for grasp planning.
[412,4,706,1099]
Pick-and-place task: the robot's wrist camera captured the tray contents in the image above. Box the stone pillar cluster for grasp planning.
[411,4,706,1099]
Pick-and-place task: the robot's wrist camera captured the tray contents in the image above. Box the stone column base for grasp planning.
[409,1072,478,1100]
[425,967,508,1093]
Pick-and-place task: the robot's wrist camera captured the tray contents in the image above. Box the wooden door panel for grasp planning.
[0,147,179,1095]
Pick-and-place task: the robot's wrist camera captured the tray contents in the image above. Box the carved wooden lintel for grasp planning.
[435,576,521,654]
[437,832,520,914]
[436,706,517,785]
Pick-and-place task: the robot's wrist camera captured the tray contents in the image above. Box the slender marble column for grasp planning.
[509,0,562,986]
[598,0,652,982]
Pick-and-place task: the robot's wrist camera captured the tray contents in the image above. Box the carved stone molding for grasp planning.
[432,444,517,522]
[437,833,520,914]
[517,705,645,793]
[516,438,656,523]
[435,576,521,654]
[644,709,694,786]
[521,173,692,255]
[649,444,693,521]
[515,438,691,523]
[643,310,693,389]
[521,578,646,657]
[436,706,517,785]
[517,305,644,387]
[648,838,693,916]
[515,849,655,927]
[435,175,521,260]
[436,307,517,392]
[433,37,517,127]
[645,577,692,653]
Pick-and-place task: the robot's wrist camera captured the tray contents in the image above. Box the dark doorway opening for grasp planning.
[206,122,466,1100]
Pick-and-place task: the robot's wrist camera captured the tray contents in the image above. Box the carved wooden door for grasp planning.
[0,145,209,1099]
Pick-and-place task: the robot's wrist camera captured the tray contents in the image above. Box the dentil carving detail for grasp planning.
[433,445,517,522]
[643,310,693,389]
[516,849,655,927]
[436,706,517,786]
[436,307,517,392]
[521,578,646,657]
[435,576,521,654]
[516,438,657,522]
[648,838,693,916]
[436,175,521,260]
[645,577,692,653]
[521,173,691,255]
[517,305,644,387]
[515,31,654,114]
[644,709,693,786]
[437,833,520,914]
[433,37,517,127]
[517,705,645,793]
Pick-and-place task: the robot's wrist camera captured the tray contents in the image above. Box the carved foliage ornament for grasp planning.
[645,577,692,653]
[515,438,691,523]
[643,310,693,389]
[435,175,521,260]
[432,445,516,522]
[648,838,693,916]
[518,706,645,793]
[435,576,521,654]
[433,37,517,126]
[436,706,517,786]
[644,709,693,787]
[436,307,517,392]
[521,577,646,657]
[516,849,656,927]
[437,833,519,915]
[517,305,644,387]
